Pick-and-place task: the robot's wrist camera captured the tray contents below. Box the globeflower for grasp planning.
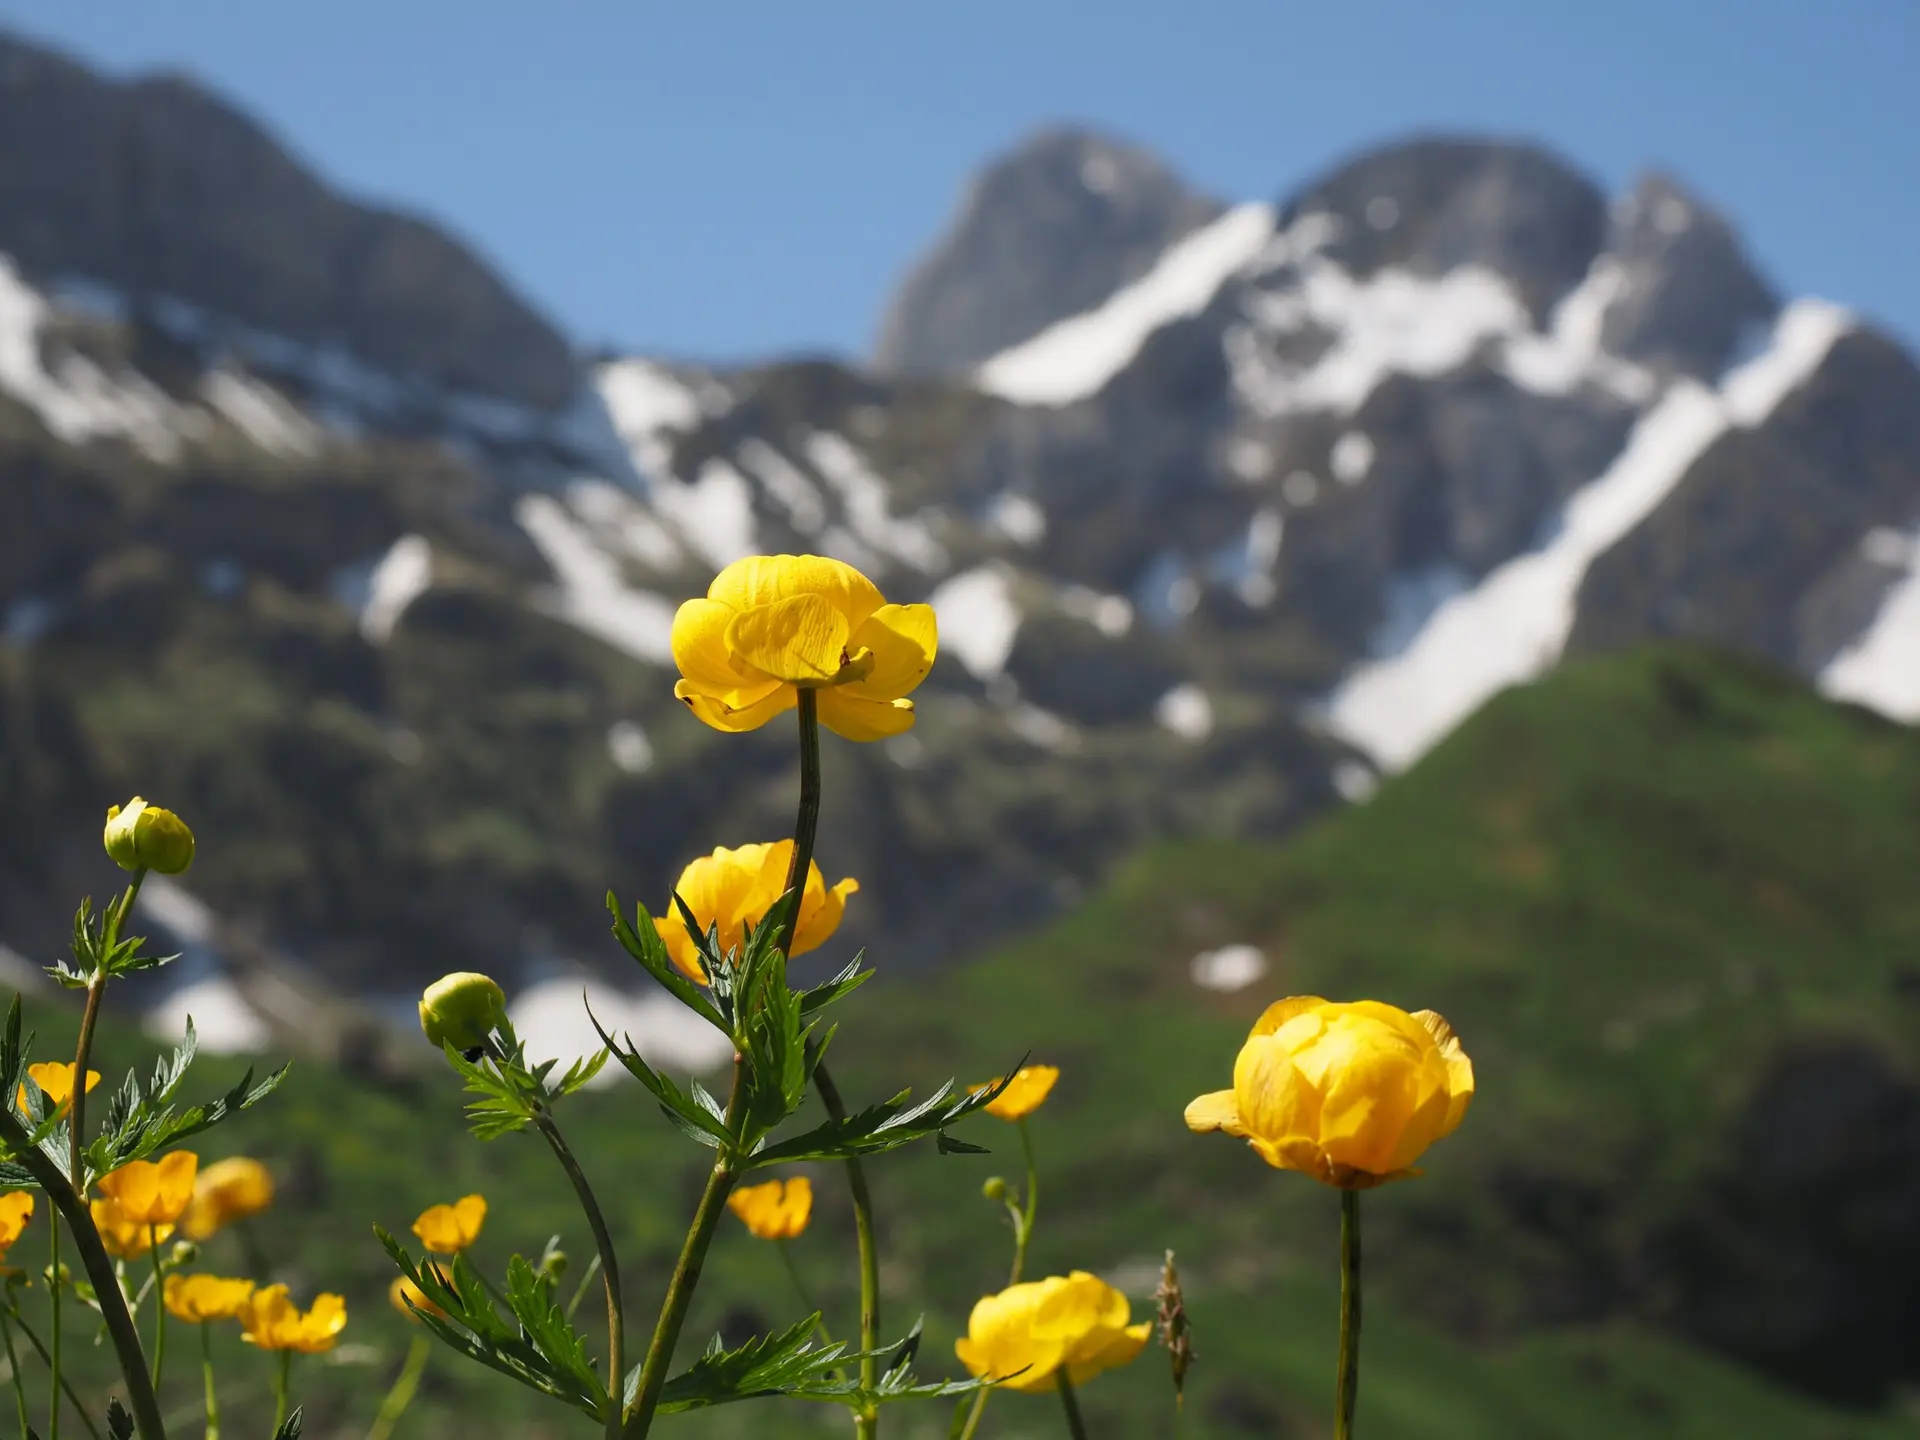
[164,1274,255,1323]
[418,973,508,1055]
[103,797,196,874]
[656,839,858,980]
[955,1272,1150,1393]
[976,1065,1059,1122]
[1185,997,1474,1188]
[183,1156,275,1240]
[0,1192,32,1253]
[727,1177,812,1241]
[97,1152,199,1225]
[412,1194,487,1255]
[671,555,938,740]
[390,1272,447,1321]
[239,1285,346,1353]
[91,1196,172,1259]
[19,1062,100,1115]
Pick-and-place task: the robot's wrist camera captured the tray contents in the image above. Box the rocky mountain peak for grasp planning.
[0,31,578,410]
[1280,135,1610,321]
[873,125,1223,377]
[1597,170,1779,379]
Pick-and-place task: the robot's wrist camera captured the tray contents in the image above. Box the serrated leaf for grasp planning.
[505,1253,603,1397]
[798,955,871,1015]
[586,1003,734,1148]
[104,1398,134,1440]
[651,1315,987,1413]
[272,1408,304,1440]
[746,1064,1022,1169]
[607,895,729,1035]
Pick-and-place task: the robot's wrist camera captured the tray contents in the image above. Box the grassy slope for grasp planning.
[36,643,1920,1438]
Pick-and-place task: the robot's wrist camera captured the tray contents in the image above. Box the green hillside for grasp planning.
[37,643,1920,1438]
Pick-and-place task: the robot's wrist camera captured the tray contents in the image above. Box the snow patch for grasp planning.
[565,479,682,570]
[1328,299,1852,770]
[1332,760,1380,804]
[145,977,271,1055]
[358,535,431,644]
[987,492,1047,546]
[801,432,947,573]
[1331,432,1375,484]
[607,720,654,774]
[738,439,827,535]
[1821,523,1920,722]
[654,460,759,571]
[977,204,1277,406]
[1007,703,1077,752]
[930,567,1020,679]
[1502,260,1654,402]
[201,370,321,456]
[137,876,216,947]
[511,976,732,1083]
[595,359,703,481]
[518,494,676,664]
[1060,586,1134,637]
[1190,944,1267,992]
[1155,683,1214,742]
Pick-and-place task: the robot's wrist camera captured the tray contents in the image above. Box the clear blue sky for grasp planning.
[3,1,1915,365]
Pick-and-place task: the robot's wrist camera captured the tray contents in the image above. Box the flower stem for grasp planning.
[622,1149,737,1436]
[532,1113,623,1440]
[364,1331,430,1440]
[959,1118,1044,1440]
[781,693,882,1440]
[199,1322,219,1440]
[1,1305,27,1440]
[0,1108,165,1440]
[564,1253,604,1324]
[1054,1371,1089,1440]
[70,871,144,1189]
[1335,1188,1362,1440]
[148,1226,166,1389]
[47,1210,60,1440]
[271,1351,289,1436]
[5,1303,101,1440]
[776,1242,835,1352]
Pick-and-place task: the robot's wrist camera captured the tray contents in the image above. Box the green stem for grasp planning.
[147,1227,165,1388]
[0,1109,164,1440]
[1336,1188,1362,1440]
[621,1151,737,1436]
[959,1119,1043,1440]
[533,1114,623,1440]
[564,1253,603,1324]
[47,1211,59,1440]
[5,1304,101,1440]
[199,1322,218,1440]
[1054,1370,1089,1440]
[364,1331,430,1440]
[271,1351,289,1436]
[781,694,882,1440]
[776,1242,835,1352]
[0,1306,27,1440]
[70,871,144,1191]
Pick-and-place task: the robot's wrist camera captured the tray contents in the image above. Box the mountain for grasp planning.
[0,30,1915,1047]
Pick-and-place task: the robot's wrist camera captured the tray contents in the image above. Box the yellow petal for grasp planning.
[1182,1089,1244,1136]
[1412,1008,1476,1139]
[1066,1319,1153,1385]
[816,690,915,741]
[674,677,795,733]
[670,598,755,692]
[724,595,851,683]
[792,877,858,959]
[1249,995,1329,1039]
[839,604,938,701]
[709,555,884,631]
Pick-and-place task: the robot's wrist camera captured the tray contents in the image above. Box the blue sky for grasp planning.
[4,1,1915,365]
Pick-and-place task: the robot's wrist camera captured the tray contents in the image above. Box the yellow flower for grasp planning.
[389,1272,447,1322]
[412,1194,487,1255]
[671,555,938,740]
[975,1065,1059,1122]
[91,1197,172,1259]
[183,1157,274,1240]
[418,972,508,1054]
[955,1272,1151,1393]
[0,1193,32,1253]
[238,1285,346,1353]
[19,1063,101,1114]
[97,1152,199,1226]
[726,1177,812,1241]
[163,1274,255,1323]
[656,840,858,981]
[1185,997,1475,1189]
[103,797,195,874]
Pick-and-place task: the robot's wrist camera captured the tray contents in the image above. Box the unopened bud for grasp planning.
[103,798,195,874]
[419,972,508,1055]
[169,1240,200,1266]
[981,1176,1008,1203]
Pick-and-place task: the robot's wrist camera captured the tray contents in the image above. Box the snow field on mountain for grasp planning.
[356,535,433,644]
[517,492,677,663]
[1821,526,1920,722]
[929,565,1020,678]
[1327,299,1854,770]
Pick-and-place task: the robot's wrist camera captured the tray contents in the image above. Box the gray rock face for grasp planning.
[873,127,1223,377]
[1599,173,1778,378]
[0,34,578,409]
[1281,136,1609,319]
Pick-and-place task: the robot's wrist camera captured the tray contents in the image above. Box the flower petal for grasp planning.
[671,599,755,692]
[725,595,851,684]
[709,555,884,630]
[793,877,858,958]
[840,604,938,702]
[674,677,795,733]
[1182,1089,1245,1136]
[816,690,916,741]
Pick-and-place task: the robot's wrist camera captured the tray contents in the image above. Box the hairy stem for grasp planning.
[0,1109,164,1440]
[533,1114,623,1440]
[1336,1188,1362,1440]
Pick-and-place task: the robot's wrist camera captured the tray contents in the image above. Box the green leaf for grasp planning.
[607,894,729,1035]
[746,1066,1023,1169]
[504,1253,602,1397]
[585,1004,733,1149]
[84,1039,285,1184]
[271,1409,304,1440]
[650,1316,988,1413]
[104,1399,134,1440]
[442,1043,539,1140]
[798,955,871,1015]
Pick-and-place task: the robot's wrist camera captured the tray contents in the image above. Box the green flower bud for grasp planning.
[981,1176,1009,1203]
[419,972,508,1055]
[103,798,195,874]
[169,1240,200,1266]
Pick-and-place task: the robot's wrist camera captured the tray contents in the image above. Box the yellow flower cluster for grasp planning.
[657,841,857,981]
[93,1152,198,1258]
